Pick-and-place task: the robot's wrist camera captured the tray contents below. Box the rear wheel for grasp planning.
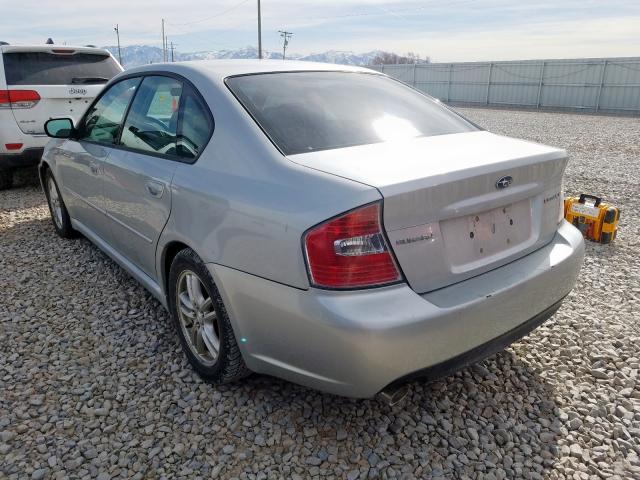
[0,170,13,190]
[44,170,77,238]
[168,248,250,383]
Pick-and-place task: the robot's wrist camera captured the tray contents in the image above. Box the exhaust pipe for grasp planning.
[378,384,410,407]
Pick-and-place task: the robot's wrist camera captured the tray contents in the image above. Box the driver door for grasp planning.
[101,75,183,279]
[56,76,141,242]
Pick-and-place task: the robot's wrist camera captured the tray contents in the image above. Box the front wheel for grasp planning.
[168,248,251,384]
[44,170,77,238]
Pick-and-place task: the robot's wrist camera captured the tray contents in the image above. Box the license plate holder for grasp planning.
[467,205,516,257]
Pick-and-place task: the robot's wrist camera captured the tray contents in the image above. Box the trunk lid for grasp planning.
[290,131,566,293]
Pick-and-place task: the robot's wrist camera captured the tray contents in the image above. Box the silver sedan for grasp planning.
[40,60,584,400]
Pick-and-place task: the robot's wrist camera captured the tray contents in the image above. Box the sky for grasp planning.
[3,0,640,61]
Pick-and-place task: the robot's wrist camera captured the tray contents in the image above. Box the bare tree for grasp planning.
[372,51,430,65]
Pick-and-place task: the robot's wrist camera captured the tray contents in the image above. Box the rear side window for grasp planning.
[120,76,183,156]
[177,93,213,159]
[3,52,121,86]
[79,77,141,145]
[227,72,477,155]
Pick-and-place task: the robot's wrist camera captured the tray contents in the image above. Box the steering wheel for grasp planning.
[143,116,169,130]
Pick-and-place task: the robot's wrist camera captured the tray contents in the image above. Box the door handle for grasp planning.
[89,162,100,175]
[146,180,165,198]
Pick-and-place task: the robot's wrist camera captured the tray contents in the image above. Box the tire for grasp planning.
[168,248,251,384]
[44,169,77,238]
[0,170,13,190]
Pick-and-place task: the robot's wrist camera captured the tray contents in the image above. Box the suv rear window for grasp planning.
[3,52,121,86]
[226,71,477,155]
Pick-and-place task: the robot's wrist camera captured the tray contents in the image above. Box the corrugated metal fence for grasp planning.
[369,57,640,114]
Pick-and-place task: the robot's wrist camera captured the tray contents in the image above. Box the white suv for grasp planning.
[0,44,122,189]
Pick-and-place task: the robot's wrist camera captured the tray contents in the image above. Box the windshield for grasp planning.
[3,52,121,86]
[226,71,477,155]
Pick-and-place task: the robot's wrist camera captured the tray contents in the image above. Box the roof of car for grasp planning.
[0,45,112,55]
[123,59,379,82]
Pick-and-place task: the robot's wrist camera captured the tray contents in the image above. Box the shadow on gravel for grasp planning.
[8,166,40,189]
[1,212,563,479]
[238,351,563,478]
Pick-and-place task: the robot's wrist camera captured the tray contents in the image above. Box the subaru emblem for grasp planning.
[496,175,513,190]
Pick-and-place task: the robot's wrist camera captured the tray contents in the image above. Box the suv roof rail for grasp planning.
[85,44,96,48]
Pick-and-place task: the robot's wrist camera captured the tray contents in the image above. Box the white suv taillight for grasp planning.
[303,202,402,289]
[0,90,41,109]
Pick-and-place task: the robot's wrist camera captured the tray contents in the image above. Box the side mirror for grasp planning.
[45,118,74,138]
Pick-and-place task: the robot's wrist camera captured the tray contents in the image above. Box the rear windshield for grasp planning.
[226,71,477,155]
[3,52,121,86]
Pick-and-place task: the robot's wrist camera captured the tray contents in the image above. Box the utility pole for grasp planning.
[279,30,293,60]
[161,19,166,62]
[257,0,262,59]
[114,24,122,65]
[170,42,177,62]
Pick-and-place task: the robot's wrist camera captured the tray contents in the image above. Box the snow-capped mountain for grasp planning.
[103,45,386,68]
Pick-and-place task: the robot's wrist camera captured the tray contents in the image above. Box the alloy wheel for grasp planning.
[176,269,220,366]
[48,176,63,229]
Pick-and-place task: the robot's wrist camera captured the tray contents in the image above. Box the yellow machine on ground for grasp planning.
[564,194,620,244]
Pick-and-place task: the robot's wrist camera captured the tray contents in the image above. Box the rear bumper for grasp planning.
[0,148,45,170]
[386,296,565,390]
[209,220,585,398]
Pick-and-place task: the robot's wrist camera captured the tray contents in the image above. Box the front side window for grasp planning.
[79,77,141,144]
[119,76,183,156]
[226,72,478,155]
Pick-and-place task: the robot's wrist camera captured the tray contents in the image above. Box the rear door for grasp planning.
[101,75,213,279]
[1,47,122,134]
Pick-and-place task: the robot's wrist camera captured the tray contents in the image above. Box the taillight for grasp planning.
[0,90,41,109]
[0,90,9,108]
[303,202,402,289]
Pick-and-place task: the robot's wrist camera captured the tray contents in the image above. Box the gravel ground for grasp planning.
[1,108,639,480]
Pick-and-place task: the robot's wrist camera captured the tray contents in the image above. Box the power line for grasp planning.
[281,0,478,22]
[279,30,293,60]
[167,0,252,27]
[75,0,479,52]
